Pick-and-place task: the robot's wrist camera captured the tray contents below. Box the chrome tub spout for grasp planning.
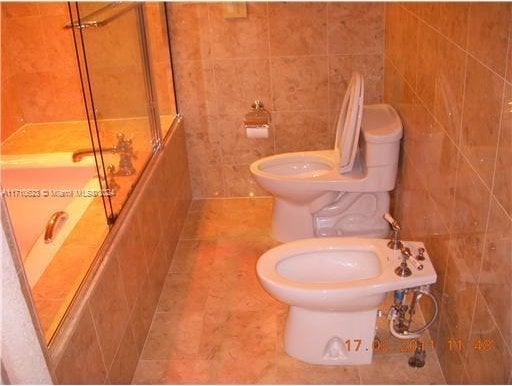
[72,147,117,162]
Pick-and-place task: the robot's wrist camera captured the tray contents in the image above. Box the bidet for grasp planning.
[256,237,437,365]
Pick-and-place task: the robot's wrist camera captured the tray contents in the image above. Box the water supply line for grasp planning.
[388,288,439,340]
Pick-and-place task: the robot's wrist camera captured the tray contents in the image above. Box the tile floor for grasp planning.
[132,198,446,384]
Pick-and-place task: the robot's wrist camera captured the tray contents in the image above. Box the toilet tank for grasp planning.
[360,104,403,169]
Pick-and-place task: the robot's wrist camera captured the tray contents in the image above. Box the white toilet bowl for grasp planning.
[256,237,437,365]
[250,73,403,242]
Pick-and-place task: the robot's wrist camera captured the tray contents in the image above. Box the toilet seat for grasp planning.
[335,72,364,174]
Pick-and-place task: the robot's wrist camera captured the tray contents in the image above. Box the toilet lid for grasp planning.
[334,72,364,174]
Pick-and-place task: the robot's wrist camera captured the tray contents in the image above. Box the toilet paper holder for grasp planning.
[244,100,271,130]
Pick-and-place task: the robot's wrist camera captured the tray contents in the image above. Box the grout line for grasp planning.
[326,3,331,140]
[204,3,226,197]
[265,1,276,155]
[87,305,109,377]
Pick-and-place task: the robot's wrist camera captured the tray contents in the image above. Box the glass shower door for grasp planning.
[69,2,160,218]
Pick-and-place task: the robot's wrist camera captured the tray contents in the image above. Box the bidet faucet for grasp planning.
[384,213,403,250]
[395,246,413,277]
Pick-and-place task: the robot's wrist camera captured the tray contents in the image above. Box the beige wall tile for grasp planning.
[271,56,329,111]
[215,114,274,165]
[3,2,40,18]
[435,313,464,384]
[493,83,512,216]
[441,251,478,353]
[54,307,107,384]
[467,3,511,77]
[451,160,491,276]
[51,122,191,383]
[108,325,139,384]
[465,292,512,384]
[1,7,84,126]
[508,35,512,83]
[329,54,383,110]
[479,199,512,348]
[129,277,156,353]
[136,191,162,265]
[171,3,385,197]
[0,75,23,141]
[88,257,131,369]
[114,220,149,311]
[432,35,466,144]
[50,70,86,120]
[174,60,215,117]
[383,59,415,130]
[269,2,327,56]
[461,57,504,187]
[328,2,384,55]
[274,110,330,153]
[37,2,68,17]
[4,15,49,73]
[189,162,225,198]
[385,4,511,382]
[222,164,267,197]
[42,16,77,72]
[208,3,268,60]
[385,4,418,89]
[168,3,211,62]
[213,58,272,114]
[437,3,469,49]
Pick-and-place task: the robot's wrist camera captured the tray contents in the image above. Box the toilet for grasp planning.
[256,237,437,365]
[250,72,403,242]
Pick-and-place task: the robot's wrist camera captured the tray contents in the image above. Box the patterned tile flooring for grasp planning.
[132,198,445,384]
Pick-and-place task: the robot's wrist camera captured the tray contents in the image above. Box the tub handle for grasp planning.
[44,211,68,244]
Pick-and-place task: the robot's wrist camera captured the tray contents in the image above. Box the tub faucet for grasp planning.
[72,146,117,162]
[72,133,136,176]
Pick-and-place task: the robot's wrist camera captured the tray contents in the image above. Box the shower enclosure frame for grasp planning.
[35,1,178,345]
[67,1,176,225]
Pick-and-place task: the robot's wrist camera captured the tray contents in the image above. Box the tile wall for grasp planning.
[1,2,84,137]
[168,2,385,197]
[49,121,192,384]
[384,3,511,384]
[1,2,175,142]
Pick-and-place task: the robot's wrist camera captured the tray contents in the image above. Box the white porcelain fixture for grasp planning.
[250,73,403,242]
[257,237,437,365]
[1,153,101,287]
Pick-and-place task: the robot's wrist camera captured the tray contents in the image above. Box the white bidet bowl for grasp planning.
[256,237,437,365]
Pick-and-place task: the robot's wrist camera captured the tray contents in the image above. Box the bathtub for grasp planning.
[1,153,104,287]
